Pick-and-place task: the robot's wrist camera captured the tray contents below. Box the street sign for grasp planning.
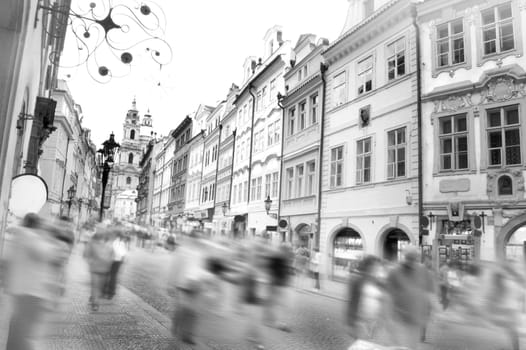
[266,225,277,232]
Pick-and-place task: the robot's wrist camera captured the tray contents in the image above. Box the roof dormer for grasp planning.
[263,25,284,59]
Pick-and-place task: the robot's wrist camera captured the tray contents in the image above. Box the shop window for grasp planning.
[498,175,513,195]
[332,228,363,280]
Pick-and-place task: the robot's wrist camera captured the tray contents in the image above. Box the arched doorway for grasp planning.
[295,223,311,249]
[382,229,410,261]
[505,224,526,262]
[332,227,363,280]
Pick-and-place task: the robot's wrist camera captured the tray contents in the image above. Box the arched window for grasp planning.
[130,129,135,139]
[126,177,131,185]
[128,153,134,164]
[498,175,513,195]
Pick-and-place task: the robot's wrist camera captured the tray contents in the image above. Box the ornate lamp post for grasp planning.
[66,185,76,218]
[264,196,272,215]
[97,132,120,222]
[222,202,228,216]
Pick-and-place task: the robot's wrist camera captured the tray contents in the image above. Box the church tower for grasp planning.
[109,98,152,221]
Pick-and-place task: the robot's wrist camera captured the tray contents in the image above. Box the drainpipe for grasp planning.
[212,124,223,210]
[198,130,206,207]
[246,85,257,206]
[228,129,237,210]
[316,63,329,250]
[412,5,424,248]
[277,93,286,242]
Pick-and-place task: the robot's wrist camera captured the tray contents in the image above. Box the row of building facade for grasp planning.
[130,0,526,279]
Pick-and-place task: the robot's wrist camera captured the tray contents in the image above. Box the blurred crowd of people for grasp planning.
[346,248,526,350]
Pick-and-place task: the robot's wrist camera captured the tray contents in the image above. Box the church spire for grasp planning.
[131,96,137,110]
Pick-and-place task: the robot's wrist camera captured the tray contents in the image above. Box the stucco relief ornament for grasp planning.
[483,77,521,103]
[487,173,496,196]
[437,95,473,113]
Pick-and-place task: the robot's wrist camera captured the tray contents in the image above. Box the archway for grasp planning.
[504,224,526,262]
[331,227,363,280]
[381,228,410,261]
[294,223,311,249]
[496,213,526,260]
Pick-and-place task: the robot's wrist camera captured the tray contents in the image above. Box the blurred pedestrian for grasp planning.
[438,259,450,310]
[264,242,293,332]
[5,213,68,350]
[346,255,385,342]
[293,245,309,289]
[167,231,209,345]
[385,247,435,349]
[83,230,113,311]
[103,231,128,299]
[310,248,321,290]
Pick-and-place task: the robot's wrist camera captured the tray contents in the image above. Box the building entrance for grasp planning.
[505,224,526,262]
[383,229,410,261]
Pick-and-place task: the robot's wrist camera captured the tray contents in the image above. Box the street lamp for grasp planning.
[264,196,272,215]
[67,185,76,218]
[97,132,120,222]
[222,202,228,216]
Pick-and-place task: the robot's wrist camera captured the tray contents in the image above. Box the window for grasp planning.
[482,3,514,55]
[306,161,316,196]
[130,129,135,140]
[333,71,346,107]
[265,174,271,196]
[387,127,406,178]
[298,70,302,82]
[356,138,372,184]
[210,184,215,201]
[387,38,406,80]
[296,164,304,197]
[357,56,373,95]
[436,19,465,67]
[274,121,281,144]
[288,108,296,136]
[126,177,131,185]
[128,153,134,164]
[256,177,262,200]
[303,66,308,78]
[310,94,318,125]
[238,183,242,203]
[330,146,344,188]
[439,115,468,171]
[299,101,306,131]
[268,124,274,146]
[487,105,521,166]
[205,150,210,166]
[272,172,279,197]
[498,175,513,195]
[286,168,294,199]
[183,155,188,170]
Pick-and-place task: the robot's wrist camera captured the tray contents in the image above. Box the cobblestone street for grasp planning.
[1,244,526,350]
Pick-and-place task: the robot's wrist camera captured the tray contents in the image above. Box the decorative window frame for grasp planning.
[475,0,523,67]
[430,17,472,78]
[486,168,525,202]
[332,69,348,109]
[431,100,477,176]
[479,100,525,171]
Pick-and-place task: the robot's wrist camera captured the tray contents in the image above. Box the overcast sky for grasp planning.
[60,0,350,146]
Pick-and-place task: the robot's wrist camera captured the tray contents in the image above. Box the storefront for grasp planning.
[332,227,364,280]
[382,229,410,261]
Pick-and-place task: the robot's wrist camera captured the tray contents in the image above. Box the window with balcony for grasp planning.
[330,146,343,188]
[439,115,468,171]
[487,105,521,167]
[387,38,406,81]
[356,138,372,184]
[387,127,406,179]
[482,3,514,56]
